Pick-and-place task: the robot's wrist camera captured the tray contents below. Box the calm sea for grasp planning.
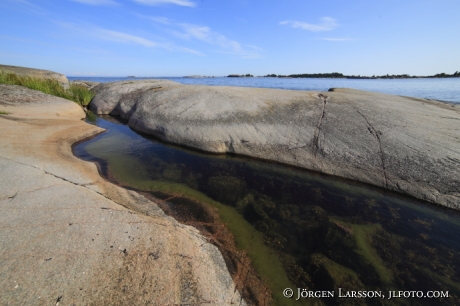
[68,76,460,104]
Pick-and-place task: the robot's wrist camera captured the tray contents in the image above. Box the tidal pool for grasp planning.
[74,115,460,306]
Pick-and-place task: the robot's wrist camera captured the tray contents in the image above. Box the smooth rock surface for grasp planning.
[71,80,100,90]
[0,84,245,305]
[90,79,180,116]
[90,80,460,209]
[0,64,69,88]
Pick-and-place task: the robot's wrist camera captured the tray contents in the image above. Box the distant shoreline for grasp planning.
[70,72,460,79]
[263,71,460,79]
[70,74,460,79]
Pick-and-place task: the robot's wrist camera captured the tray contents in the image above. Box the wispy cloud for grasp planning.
[13,0,34,5]
[133,0,196,7]
[180,24,212,41]
[58,21,158,47]
[0,34,110,55]
[57,21,202,55]
[280,17,338,32]
[147,16,172,25]
[96,29,157,47]
[4,0,47,14]
[71,0,118,5]
[177,23,262,58]
[145,17,262,58]
[174,47,205,56]
[320,38,352,42]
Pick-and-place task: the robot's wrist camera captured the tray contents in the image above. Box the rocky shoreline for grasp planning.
[2,64,459,304]
[90,80,460,209]
[0,84,245,305]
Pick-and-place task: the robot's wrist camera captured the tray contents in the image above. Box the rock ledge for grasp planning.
[90,80,460,209]
[0,84,245,305]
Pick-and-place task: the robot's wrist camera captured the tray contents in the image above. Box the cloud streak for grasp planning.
[71,0,118,5]
[133,0,195,7]
[280,17,338,32]
[177,23,262,57]
[5,0,47,14]
[146,17,262,58]
[320,38,351,41]
[147,16,172,25]
[57,21,202,55]
[96,29,157,47]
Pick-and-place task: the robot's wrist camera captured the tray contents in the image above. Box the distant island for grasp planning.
[227,74,254,78]
[184,75,218,78]
[191,72,459,79]
[263,71,460,79]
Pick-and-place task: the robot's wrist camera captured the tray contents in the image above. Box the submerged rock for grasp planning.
[90,80,460,209]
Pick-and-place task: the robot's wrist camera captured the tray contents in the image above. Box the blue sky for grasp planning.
[1,0,459,77]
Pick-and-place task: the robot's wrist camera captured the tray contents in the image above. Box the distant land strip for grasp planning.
[226,71,460,79]
[264,71,460,79]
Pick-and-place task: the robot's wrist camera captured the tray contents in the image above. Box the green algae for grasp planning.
[86,139,297,305]
[120,180,296,305]
[348,223,393,286]
[309,254,366,305]
[75,116,460,305]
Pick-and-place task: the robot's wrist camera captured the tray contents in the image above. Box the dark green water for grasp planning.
[74,115,460,306]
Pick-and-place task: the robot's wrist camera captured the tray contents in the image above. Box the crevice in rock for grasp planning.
[286,94,329,152]
[0,191,19,202]
[0,155,125,207]
[227,135,235,153]
[42,169,94,188]
[3,185,64,202]
[353,109,389,188]
[313,94,328,159]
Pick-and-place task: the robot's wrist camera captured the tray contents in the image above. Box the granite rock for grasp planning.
[0,84,245,306]
[90,81,460,209]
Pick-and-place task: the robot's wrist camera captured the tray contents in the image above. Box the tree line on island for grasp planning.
[227,74,254,77]
[226,71,460,79]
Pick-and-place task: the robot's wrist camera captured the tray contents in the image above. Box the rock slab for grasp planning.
[90,80,460,209]
[0,84,245,305]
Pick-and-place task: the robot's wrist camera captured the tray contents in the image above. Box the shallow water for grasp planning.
[68,76,460,104]
[74,116,460,305]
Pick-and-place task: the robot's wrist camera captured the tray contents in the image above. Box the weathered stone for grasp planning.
[90,81,460,209]
[0,64,69,88]
[71,80,100,90]
[0,84,246,305]
[90,79,180,118]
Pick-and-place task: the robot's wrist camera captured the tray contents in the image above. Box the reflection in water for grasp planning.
[74,116,460,305]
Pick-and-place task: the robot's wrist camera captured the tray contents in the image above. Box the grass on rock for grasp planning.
[0,71,94,106]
